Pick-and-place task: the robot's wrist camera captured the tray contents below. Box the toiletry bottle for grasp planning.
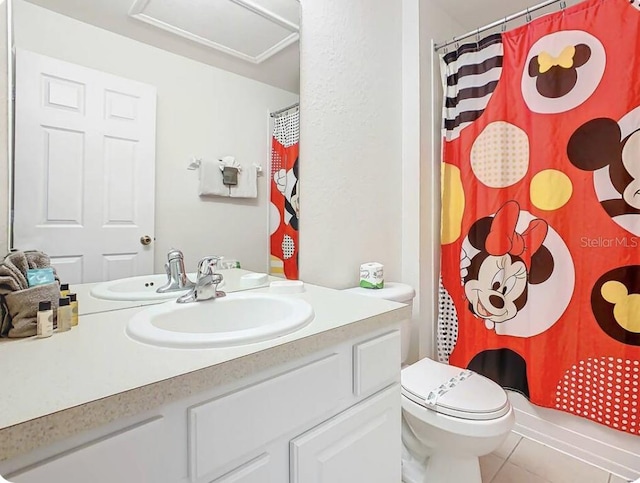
[60,283,70,298]
[57,297,71,332]
[69,293,79,327]
[36,301,54,338]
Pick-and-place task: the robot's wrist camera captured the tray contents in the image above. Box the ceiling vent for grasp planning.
[129,0,299,64]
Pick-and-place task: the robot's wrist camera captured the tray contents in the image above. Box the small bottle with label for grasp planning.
[57,297,71,332]
[60,283,70,298]
[36,301,54,338]
[69,293,79,327]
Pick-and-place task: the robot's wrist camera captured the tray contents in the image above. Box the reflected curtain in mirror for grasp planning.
[269,108,299,279]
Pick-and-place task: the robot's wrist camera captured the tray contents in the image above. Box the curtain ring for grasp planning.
[475,28,481,47]
[526,8,532,22]
[501,17,508,32]
[560,0,567,8]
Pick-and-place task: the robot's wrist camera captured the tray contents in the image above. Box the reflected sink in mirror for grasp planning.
[126,292,314,349]
[89,273,226,302]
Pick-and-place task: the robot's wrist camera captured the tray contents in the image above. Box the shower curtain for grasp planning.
[270,108,299,279]
[438,0,640,434]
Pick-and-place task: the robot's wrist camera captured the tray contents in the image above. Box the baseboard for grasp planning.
[509,392,640,480]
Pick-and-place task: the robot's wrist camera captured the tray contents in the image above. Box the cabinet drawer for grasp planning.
[210,454,270,483]
[353,330,400,396]
[9,418,166,483]
[189,353,344,481]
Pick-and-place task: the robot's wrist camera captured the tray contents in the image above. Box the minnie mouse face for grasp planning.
[567,117,640,221]
[462,201,555,325]
[464,252,528,323]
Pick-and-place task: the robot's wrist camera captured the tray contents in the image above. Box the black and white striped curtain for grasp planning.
[440,33,504,141]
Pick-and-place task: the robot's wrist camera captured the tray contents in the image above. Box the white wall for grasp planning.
[414,1,465,363]
[11,0,298,273]
[298,0,403,288]
[0,0,8,255]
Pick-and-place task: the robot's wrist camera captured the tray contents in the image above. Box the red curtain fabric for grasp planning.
[270,111,299,279]
[439,0,640,434]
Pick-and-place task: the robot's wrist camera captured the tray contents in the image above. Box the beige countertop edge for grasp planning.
[0,304,410,462]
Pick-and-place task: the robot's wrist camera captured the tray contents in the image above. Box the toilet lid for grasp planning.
[401,358,510,420]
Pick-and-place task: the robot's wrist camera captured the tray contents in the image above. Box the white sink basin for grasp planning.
[90,273,224,302]
[126,292,314,348]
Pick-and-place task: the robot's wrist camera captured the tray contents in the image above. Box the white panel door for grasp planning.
[13,49,156,283]
[290,385,401,483]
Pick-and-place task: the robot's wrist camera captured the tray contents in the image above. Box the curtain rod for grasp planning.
[434,0,567,52]
[270,102,299,118]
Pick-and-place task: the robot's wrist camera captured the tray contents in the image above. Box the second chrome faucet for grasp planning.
[177,256,226,303]
[157,249,195,293]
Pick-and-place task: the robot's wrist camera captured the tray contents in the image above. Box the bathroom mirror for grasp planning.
[7,0,300,292]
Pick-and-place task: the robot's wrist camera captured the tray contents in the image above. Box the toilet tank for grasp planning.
[343,282,416,364]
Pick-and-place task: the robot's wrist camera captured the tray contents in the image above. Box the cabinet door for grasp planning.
[8,418,167,483]
[290,385,400,483]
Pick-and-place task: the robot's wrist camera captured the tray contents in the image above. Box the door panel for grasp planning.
[14,49,156,283]
[290,385,401,483]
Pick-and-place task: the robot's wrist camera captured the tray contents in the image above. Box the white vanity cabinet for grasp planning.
[1,328,401,483]
[290,385,400,483]
[9,418,168,483]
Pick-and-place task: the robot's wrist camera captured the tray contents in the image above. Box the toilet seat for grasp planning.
[401,358,509,421]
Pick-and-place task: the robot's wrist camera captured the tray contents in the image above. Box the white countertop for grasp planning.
[0,279,408,444]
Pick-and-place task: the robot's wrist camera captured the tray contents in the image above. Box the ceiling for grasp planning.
[23,0,301,93]
[22,0,581,94]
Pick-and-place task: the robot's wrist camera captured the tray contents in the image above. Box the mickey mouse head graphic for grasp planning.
[528,44,592,99]
[567,112,640,235]
[592,266,640,346]
[463,201,554,325]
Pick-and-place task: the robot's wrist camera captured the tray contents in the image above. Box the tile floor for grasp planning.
[479,432,630,483]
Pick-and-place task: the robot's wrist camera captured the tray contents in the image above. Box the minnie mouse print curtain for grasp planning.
[438,0,640,434]
[270,107,299,279]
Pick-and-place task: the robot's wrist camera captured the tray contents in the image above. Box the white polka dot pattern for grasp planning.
[273,109,300,148]
[271,149,283,176]
[282,235,295,260]
[555,357,640,433]
[437,278,459,363]
[470,121,530,188]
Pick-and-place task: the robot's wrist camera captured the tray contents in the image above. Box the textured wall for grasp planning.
[298,0,403,289]
[13,0,298,273]
[0,0,8,254]
[418,1,465,358]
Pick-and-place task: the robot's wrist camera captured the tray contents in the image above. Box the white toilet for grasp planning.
[345,283,515,483]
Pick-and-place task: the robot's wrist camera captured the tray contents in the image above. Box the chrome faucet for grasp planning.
[157,248,195,293]
[176,256,226,303]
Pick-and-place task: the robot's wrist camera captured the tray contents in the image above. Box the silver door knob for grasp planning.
[140,235,153,246]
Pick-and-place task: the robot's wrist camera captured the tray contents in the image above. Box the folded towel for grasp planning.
[229,163,258,198]
[5,283,60,338]
[0,301,9,338]
[0,250,60,337]
[198,159,228,197]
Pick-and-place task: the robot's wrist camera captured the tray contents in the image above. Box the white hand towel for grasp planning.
[229,163,258,198]
[198,159,228,197]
